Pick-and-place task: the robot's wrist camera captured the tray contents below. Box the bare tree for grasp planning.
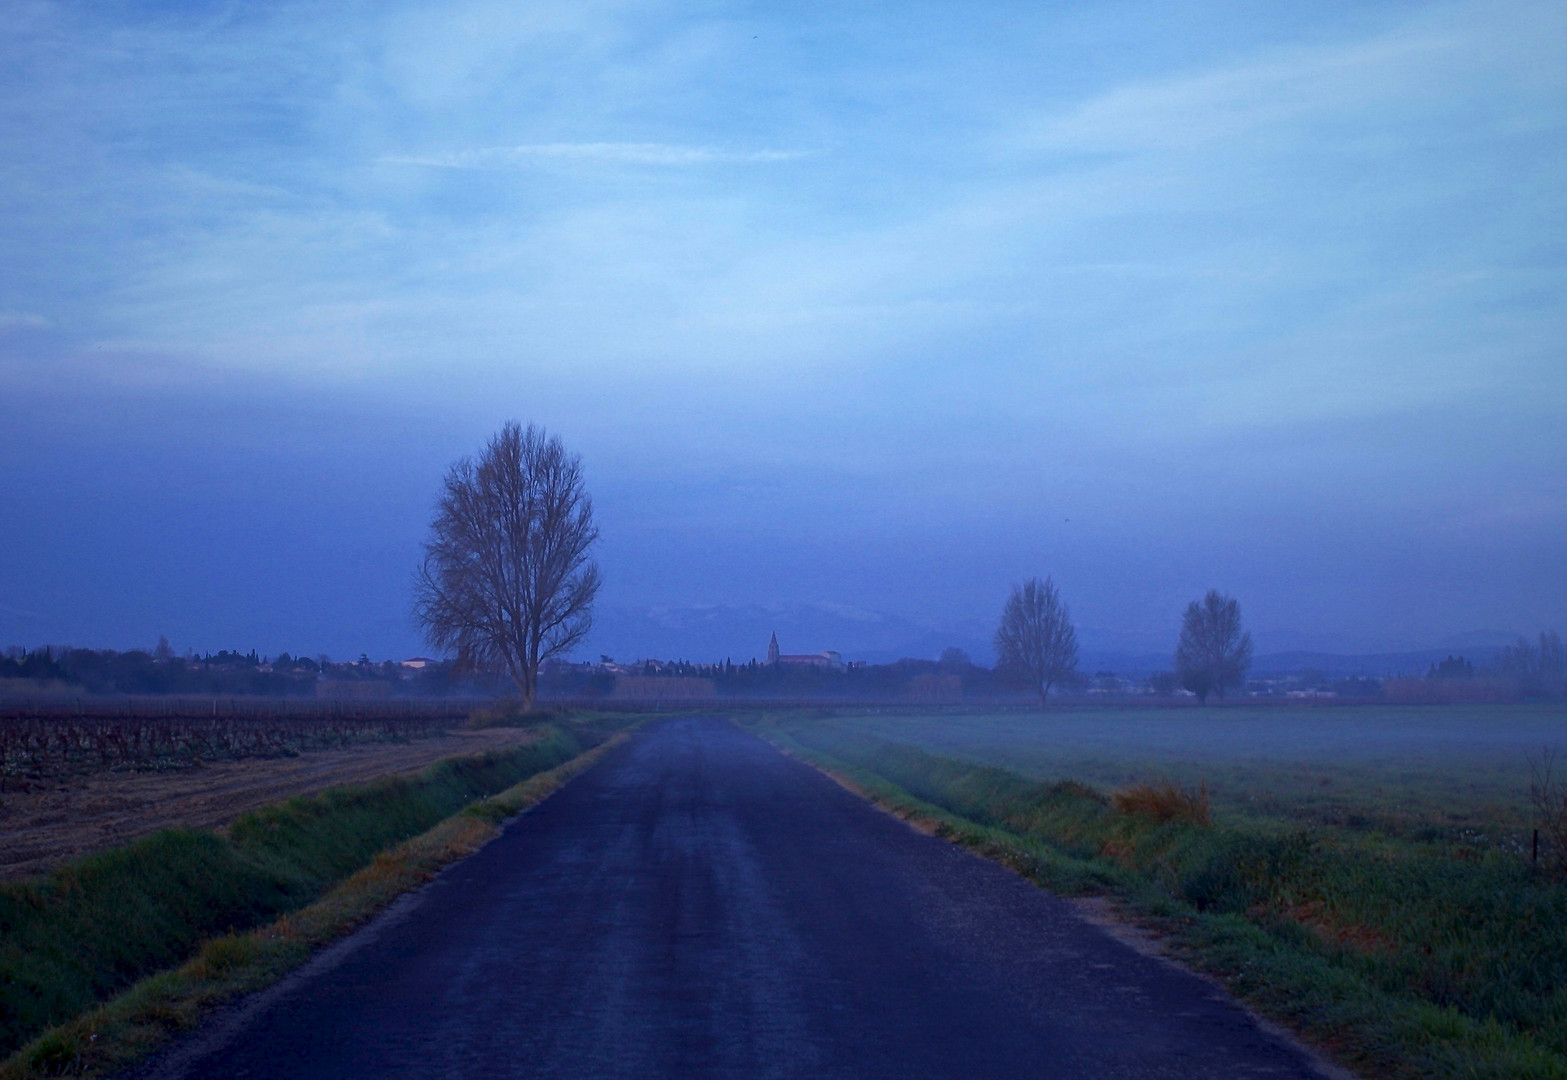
[1498,630,1566,698]
[1174,590,1252,704]
[994,577,1079,707]
[1530,749,1567,876]
[414,422,600,709]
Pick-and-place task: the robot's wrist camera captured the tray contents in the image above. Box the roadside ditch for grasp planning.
[0,718,631,1079]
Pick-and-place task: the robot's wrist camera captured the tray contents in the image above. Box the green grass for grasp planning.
[805,704,1567,839]
[0,722,605,1060]
[745,706,1567,1080]
[1,729,629,1080]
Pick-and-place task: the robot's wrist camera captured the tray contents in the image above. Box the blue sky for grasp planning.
[1,0,1563,662]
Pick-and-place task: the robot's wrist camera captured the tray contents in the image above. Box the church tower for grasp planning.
[767,632,780,665]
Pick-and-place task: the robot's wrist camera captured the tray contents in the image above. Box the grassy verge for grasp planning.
[745,716,1567,1080]
[0,720,630,1079]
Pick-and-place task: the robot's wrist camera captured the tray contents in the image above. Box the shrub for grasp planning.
[465,702,565,730]
[1112,781,1212,827]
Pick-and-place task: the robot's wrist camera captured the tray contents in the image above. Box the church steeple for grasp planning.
[767,631,780,665]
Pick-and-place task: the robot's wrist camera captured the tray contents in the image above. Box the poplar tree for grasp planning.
[414,422,600,709]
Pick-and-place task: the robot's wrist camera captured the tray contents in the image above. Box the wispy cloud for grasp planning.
[1018,0,1564,155]
[0,600,44,622]
[1023,34,1455,153]
[0,312,50,330]
[382,142,811,169]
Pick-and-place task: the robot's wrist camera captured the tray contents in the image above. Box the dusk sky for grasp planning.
[2,0,1563,664]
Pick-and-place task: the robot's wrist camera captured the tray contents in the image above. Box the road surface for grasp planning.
[137,717,1342,1080]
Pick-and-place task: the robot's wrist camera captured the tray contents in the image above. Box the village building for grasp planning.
[766,632,846,671]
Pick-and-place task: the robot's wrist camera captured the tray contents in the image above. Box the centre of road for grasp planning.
[134,717,1339,1080]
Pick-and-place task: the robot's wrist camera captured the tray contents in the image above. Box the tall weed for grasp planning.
[1112,781,1212,826]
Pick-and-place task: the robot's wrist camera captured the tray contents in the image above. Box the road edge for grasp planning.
[743,723,1364,1080]
[0,731,633,1080]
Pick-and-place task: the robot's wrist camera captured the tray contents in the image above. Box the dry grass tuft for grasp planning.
[1281,901,1391,956]
[1112,781,1212,827]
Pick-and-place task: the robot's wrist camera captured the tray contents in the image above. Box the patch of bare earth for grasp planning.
[0,727,541,880]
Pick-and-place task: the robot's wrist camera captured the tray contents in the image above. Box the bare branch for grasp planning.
[994,576,1079,707]
[413,422,600,708]
[1174,590,1252,704]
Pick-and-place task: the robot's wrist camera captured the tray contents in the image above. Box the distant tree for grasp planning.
[0,648,72,683]
[939,647,974,671]
[1516,631,1567,699]
[154,635,175,662]
[1427,655,1474,680]
[1545,631,1566,676]
[994,577,1079,707]
[1498,631,1565,677]
[1174,590,1253,704]
[414,421,601,709]
[1148,670,1181,697]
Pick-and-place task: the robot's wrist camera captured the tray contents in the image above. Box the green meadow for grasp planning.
[808,703,1567,839]
[746,703,1567,1080]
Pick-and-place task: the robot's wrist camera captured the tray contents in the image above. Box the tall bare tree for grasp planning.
[1174,589,1252,704]
[414,422,600,709]
[994,577,1079,707]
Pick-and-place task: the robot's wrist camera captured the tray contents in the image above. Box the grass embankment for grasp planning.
[750,717,1567,1080]
[0,720,626,1078]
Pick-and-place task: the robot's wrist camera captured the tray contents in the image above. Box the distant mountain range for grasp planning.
[587,603,995,667]
[585,603,1526,677]
[1075,648,1509,679]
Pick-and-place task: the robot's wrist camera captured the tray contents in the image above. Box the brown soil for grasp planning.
[0,728,541,880]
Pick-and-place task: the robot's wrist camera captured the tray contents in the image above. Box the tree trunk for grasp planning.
[510,670,535,712]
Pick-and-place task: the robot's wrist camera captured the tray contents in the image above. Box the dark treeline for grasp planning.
[544,648,1024,701]
[0,645,1032,701]
[0,643,460,698]
[5,630,1564,702]
[1491,630,1567,696]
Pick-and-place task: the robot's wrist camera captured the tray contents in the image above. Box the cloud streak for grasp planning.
[0,313,50,330]
[381,142,811,169]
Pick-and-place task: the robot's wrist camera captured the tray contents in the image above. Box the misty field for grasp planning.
[806,703,1567,839]
[749,703,1567,1079]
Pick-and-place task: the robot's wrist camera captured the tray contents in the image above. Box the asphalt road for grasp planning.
[138,717,1341,1080]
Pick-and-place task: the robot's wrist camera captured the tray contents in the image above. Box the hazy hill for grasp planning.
[587,603,1522,676]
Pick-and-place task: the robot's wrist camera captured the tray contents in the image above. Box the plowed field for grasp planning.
[0,727,540,879]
